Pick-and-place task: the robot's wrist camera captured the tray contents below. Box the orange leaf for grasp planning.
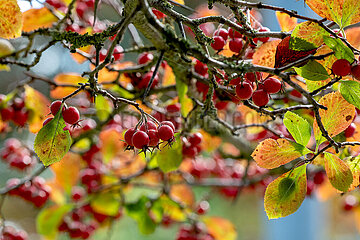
[313,91,355,144]
[0,0,22,39]
[50,73,87,99]
[276,12,297,32]
[170,184,195,207]
[71,45,93,64]
[162,64,176,86]
[305,0,360,28]
[22,8,57,32]
[291,21,329,49]
[238,105,271,134]
[253,39,281,69]
[99,128,124,163]
[324,152,353,192]
[346,156,360,191]
[345,26,360,50]
[251,138,308,169]
[24,85,51,133]
[50,152,82,194]
[202,217,237,240]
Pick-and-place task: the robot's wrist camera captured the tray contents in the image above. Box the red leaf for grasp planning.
[274,36,317,68]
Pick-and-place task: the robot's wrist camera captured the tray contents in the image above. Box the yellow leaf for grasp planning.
[162,64,176,86]
[0,0,22,39]
[24,85,51,133]
[0,39,14,57]
[238,105,271,134]
[252,40,281,78]
[276,12,297,32]
[305,0,360,28]
[202,217,237,240]
[50,152,82,194]
[99,128,123,163]
[346,156,360,191]
[264,164,307,219]
[324,152,353,192]
[313,91,355,145]
[170,184,195,207]
[0,64,10,71]
[252,138,309,169]
[22,8,57,32]
[51,73,87,99]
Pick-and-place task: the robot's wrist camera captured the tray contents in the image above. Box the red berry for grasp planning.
[113,46,124,61]
[137,72,159,89]
[148,129,160,146]
[1,107,14,121]
[343,195,358,211]
[132,131,150,149]
[263,77,282,94]
[228,28,242,38]
[182,145,198,158]
[62,106,80,125]
[158,125,174,141]
[351,64,360,80]
[244,72,262,82]
[71,186,86,201]
[140,121,157,132]
[194,60,208,76]
[196,200,209,215]
[99,49,107,62]
[290,89,302,98]
[161,121,175,132]
[229,38,243,53]
[50,100,66,115]
[313,171,325,185]
[13,110,29,127]
[211,36,225,51]
[188,133,203,146]
[83,0,95,8]
[166,104,181,113]
[236,82,253,100]
[255,27,270,43]
[12,98,25,110]
[345,123,356,138]
[252,89,269,107]
[214,28,228,40]
[306,180,315,196]
[332,59,351,76]
[138,52,154,65]
[76,2,87,19]
[152,8,166,19]
[124,128,136,146]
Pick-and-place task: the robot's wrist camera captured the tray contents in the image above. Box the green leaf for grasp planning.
[305,79,330,92]
[294,60,329,81]
[91,192,121,216]
[324,152,353,192]
[37,204,73,237]
[346,155,360,191]
[264,164,307,219]
[290,21,329,51]
[34,105,72,166]
[176,80,193,117]
[340,80,360,110]
[155,134,182,173]
[125,196,157,234]
[283,111,312,146]
[95,94,112,121]
[289,36,317,51]
[323,36,355,63]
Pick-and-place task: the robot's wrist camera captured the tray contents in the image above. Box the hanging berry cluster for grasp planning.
[182,133,203,158]
[43,100,81,126]
[1,138,36,171]
[124,119,175,153]
[0,95,29,127]
[332,58,360,80]
[6,176,51,208]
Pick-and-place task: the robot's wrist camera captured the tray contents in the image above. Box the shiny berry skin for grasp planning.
[138,52,154,65]
[157,125,174,141]
[229,38,243,53]
[99,49,107,62]
[263,77,282,94]
[12,98,25,110]
[182,146,198,158]
[252,89,269,107]
[43,117,54,126]
[332,59,351,76]
[255,27,270,43]
[196,200,210,215]
[124,128,136,146]
[161,121,175,132]
[140,121,157,132]
[166,104,181,113]
[236,82,253,100]
[132,131,150,149]
[345,123,356,138]
[80,168,100,185]
[343,195,358,211]
[112,46,124,61]
[290,89,302,98]
[351,64,360,80]
[148,129,160,146]
[1,107,14,121]
[50,100,66,115]
[194,60,208,76]
[228,28,242,38]
[62,107,80,125]
[211,36,225,50]
[13,110,29,127]
[244,72,262,82]
[76,2,87,19]
[152,8,166,19]
[188,133,203,146]
[214,28,228,40]
[137,72,159,89]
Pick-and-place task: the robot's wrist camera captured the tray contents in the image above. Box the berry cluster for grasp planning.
[43,101,81,127]
[7,176,51,208]
[76,0,95,20]
[0,95,29,127]
[332,58,360,80]
[153,103,181,130]
[98,45,124,62]
[0,226,28,240]
[176,224,214,240]
[45,0,66,11]
[182,133,203,158]
[1,138,35,171]
[306,170,326,196]
[80,167,102,193]
[124,120,175,152]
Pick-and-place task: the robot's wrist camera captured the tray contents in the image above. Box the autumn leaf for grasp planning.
[202,217,237,240]
[22,8,57,32]
[313,91,355,145]
[99,128,124,163]
[253,40,281,75]
[0,0,22,39]
[324,152,353,192]
[346,26,360,49]
[346,156,360,191]
[274,36,317,68]
[305,0,360,28]
[283,111,312,146]
[91,192,121,216]
[251,138,310,169]
[264,164,307,219]
[170,184,195,207]
[51,73,87,99]
[276,12,297,32]
[290,21,329,51]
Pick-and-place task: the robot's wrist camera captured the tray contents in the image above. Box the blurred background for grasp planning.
[0,0,359,239]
